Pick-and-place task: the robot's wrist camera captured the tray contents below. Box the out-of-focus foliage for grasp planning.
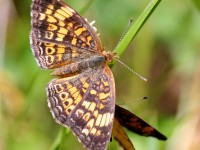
[1,0,200,150]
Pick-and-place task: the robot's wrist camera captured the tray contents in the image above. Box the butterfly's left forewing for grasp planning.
[30,0,103,69]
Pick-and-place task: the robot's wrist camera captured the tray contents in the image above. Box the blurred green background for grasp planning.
[1,0,200,150]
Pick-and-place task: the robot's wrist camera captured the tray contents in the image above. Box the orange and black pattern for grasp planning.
[30,0,115,150]
[30,0,166,150]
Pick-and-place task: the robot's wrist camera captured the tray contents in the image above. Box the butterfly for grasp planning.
[30,0,166,149]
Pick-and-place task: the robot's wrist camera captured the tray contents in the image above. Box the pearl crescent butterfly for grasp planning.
[30,0,166,149]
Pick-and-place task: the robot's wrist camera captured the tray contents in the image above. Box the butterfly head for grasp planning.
[103,51,118,64]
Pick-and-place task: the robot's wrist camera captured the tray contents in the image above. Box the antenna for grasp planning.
[115,58,148,81]
[118,96,148,106]
[115,18,134,48]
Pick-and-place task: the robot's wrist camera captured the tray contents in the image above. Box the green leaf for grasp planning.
[113,0,161,56]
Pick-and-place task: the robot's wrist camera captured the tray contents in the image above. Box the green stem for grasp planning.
[80,0,95,15]
[113,0,161,56]
[50,128,69,150]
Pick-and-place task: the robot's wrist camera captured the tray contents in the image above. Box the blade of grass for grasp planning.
[50,128,70,150]
[80,0,95,15]
[113,0,161,57]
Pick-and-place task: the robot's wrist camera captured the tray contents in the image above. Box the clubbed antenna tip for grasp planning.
[115,58,148,82]
[118,96,148,105]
